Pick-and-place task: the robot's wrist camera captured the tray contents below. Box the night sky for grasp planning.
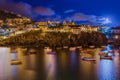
[0,0,120,26]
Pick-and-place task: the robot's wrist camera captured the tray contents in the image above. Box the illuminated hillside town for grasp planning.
[0,12,113,40]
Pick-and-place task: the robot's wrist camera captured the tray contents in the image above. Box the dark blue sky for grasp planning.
[0,0,120,26]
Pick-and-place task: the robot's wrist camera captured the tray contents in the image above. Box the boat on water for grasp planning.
[11,60,22,65]
[86,49,95,54]
[81,57,96,61]
[63,46,68,49]
[44,47,52,52]
[76,46,82,49]
[28,49,37,54]
[99,51,113,60]
[47,51,56,55]
[69,47,76,51]
[101,46,106,48]
[21,48,27,51]
[11,50,17,53]
[100,56,113,60]
[44,47,49,49]
[99,52,108,56]
[89,46,95,49]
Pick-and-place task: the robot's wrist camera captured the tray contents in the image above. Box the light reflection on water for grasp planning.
[0,47,11,80]
[44,51,56,80]
[70,51,77,69]
[0,46,120,80]
[98,60,115,80]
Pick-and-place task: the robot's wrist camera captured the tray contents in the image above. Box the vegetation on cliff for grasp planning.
[0,30,108,48]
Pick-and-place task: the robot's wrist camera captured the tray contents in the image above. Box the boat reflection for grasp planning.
[70,51,77,69]
[44,52,56,80]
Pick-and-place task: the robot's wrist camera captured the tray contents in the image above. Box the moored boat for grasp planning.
[47,51,56,55]
[101,46,106,48]
[11,60,22,65]
[69,47,76,51]
[63,46,68,49]
[21,48,27,51]
[100,56,113,60]
[99,51,113,60]
[81,57,96,61]
[11,50,17,53]
[45,47,52,52]
[76,46,82,49]
[89,46,95,49]
[28,49,37,54]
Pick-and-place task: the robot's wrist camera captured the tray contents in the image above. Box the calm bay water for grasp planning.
[0,46,120,80]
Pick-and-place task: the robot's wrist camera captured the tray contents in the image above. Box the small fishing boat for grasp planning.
[21,48,27,51]
[86,49,95,54]
[76,46,82,49]
[63,46,68,49]
[11,50,17,53]
[44,47,49,49]
[81,57,96,61]
[28,49,37,54]
[45,47,52,52]
[69,47,76,51]
[101,46,106,48]
[47,51,56,55]
[100,56,113,60]
[11,60,22,65]
[99,51,113,59]
[99,52,108,56]
[89,46,95,49]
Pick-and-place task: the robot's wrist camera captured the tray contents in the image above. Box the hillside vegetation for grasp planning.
[0,30,108,48]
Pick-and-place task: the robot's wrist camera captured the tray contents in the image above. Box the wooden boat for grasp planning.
[11,60,22,65]
[21,48,27,51]
[76,46,82,49]
[44,47,49,49]
[63,46,68,49]
[69,47,76,51]
[81,57,96,61]
[44,47,52,52]
[101,46,107,50]
[99,52,108,56]
[47,51,56,54]
[11,50,17,53]
[89,46,95,49]
[99,51,113,60]
[100,56,113,60]
[45,48,52,52]
[101,46,106,48]
[28,49,37,54]
[86,49,94,53]
[109,50,114,53]
[56,47,62,49]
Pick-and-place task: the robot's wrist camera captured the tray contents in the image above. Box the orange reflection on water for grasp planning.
[0,47,11,80]
[44,52,56,80]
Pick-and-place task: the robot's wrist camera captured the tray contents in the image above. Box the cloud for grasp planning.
[98,17,112,24]
[71,13,94,21]
[0,0,55,19]
[34,7,55,16]
[64,9,75,13]
[0,1,35,18]
[67,13,112,26]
